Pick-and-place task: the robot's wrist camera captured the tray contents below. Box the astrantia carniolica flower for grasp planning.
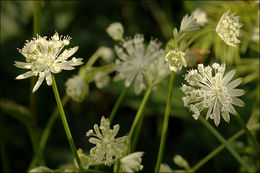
[14,32,83,92]
[165,50,187,72]
[120,152,144,173]
[192,8,207,26]
[65,75,88,102]
[216,10,242,47]
[181,63,245,126]
[114,34,164,94]
[86,116,128,166]
[106,22,124,41]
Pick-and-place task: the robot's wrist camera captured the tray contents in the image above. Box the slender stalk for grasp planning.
[155,72,175,172]
[128,85,153,141]
[40,95,70,149]
[109,87,129,123]
[191,125,259,172]
[86,51,100,67]
[198,116,252,172]
[233,113,259,151]
[51,74,84,172]
[130,111,144,152]
[182,29,214,52]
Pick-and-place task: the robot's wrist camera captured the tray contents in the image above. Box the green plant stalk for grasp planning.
[51,74,84,172]
[130,111,144,152]
[182,29,214,52]
[40,95,70,149]
[198,116,252,172]
[233,113,259,151]
[155,72,175,173]
[128,85,153,141]
[115,85,153,172]
[109,87,129,123]
[191,124,259,172]
[28,95,70,169]
[85,51,100,67]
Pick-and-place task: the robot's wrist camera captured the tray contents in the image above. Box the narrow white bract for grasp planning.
[180,14,200,33]
[165,50,187,72]
[86,116,128,166]
[181,63,245,126]
[216,10,242,47]
[65,75,88,102]
[14,32,83,92]
[114,34,164,94]
[120,152,144,173]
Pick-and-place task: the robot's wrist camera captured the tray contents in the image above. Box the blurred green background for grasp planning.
[1,1,259,173]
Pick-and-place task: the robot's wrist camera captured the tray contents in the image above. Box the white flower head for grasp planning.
[94,71,110,89]
[165,50,187,72]
[180,14,200,33]
[120,152,144,173]
[106,22,124,41]
[97,46,114,62]
[114,34,164,94]
[86,116,129,166]
[181,63,245,126]
[173,154,190,170]
[65,75,88,102]
[192,8,207,26]
[14,32,83,92]
[216,10,242,47]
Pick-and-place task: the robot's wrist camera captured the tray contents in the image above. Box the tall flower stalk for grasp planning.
[51,75,84,172]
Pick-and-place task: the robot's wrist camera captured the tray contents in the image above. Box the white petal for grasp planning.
[206,105,213,120]
[229,89,245,97]
[221,110,230,123]
[226,78,242,89]
[134,73,145,95]
[226,103,236,114]
[58,46,78,60]
[213,102,220,126]
[222,70,236,86]
[231,97,245,107]
[125,72,137,87]
[15,71,34,80]
[32,75,45,92]
[45,70,52,86]
[14,61,32,69]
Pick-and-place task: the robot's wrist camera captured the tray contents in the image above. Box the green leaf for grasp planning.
[0,98,34,125]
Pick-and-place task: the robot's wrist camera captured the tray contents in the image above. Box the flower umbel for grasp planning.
[86,116,128,166]
[165,50,187,72]
[216,10,242,47]
[106,22,124,42]
[120,152,144,173]
[65,75,88,102]
[114,34,164,94]
[14,32,83,92]
[181,63,245,126]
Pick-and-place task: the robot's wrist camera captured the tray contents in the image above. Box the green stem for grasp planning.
[191,125,259,172]
[130,111,144,152]
[85,51,100,67]
[198,116,252,172]
[28,95,70,169]
[182,29,213,52]
[40,95,70,149]
[128,85,153,141]
[109,87,129,123]
[155,72,175,172]
[51,74,84,172]
[233,113,259,151]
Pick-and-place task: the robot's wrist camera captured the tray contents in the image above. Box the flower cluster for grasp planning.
[65,75,88,102]
[106,22,124,41]
[216,10,242,47]
[15,32,83,92]
[120,152,144,173]
[165,50,187,72]
[114,34,164,94]
[86,116,129,166]
[192,8,207,26]
[181,63,245,126]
